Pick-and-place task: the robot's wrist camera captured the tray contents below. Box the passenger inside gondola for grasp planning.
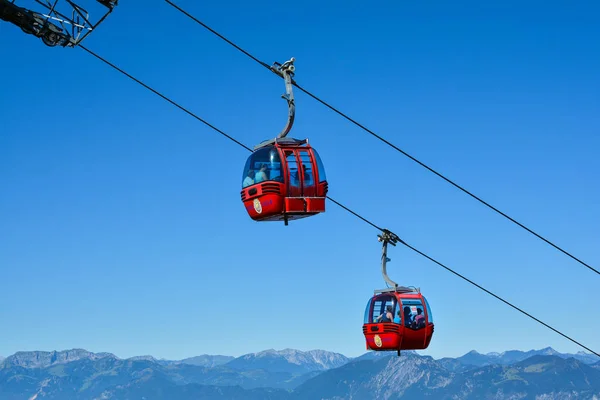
[376,305,394,323]
[414,308,425,328]
[401,298,428,330]
[403,306,413,327]
[243,170,255,187]
[290,169,299,187]
[255,164,268,183]
[303,163,314,186]
[369,296,396,323]
[241,147,284,188]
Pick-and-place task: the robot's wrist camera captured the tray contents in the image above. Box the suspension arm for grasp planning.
[379,230,399,288]
[270,57,296,138]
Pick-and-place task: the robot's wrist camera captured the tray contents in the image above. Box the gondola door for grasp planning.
[284,149,304,213]
[283,148,320,214]
[298,149,316,197]
[399,297,429,350]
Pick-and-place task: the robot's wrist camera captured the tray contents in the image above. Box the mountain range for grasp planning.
[0,347,598,399]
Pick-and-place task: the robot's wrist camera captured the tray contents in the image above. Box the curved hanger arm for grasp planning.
[270,57,296,138]
[379,230,399,288]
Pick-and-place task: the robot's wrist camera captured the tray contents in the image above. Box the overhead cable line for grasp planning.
[80,47,251,152]
[78,45,599,357]
[163,0,599,277]
[401,240,598,357]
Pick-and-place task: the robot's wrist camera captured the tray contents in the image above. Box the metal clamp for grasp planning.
[378,229,400,246]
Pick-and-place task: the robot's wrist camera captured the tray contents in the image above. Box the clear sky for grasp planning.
[0,0,598,361]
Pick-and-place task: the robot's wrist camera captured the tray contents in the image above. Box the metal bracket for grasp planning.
[377,229,412,291]
[253,136,306,151]
[1,0,117,47]
[373,286,419,295]
[34,0,117,46]
[270,57,296,139]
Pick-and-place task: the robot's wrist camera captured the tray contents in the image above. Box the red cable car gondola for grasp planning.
[362,230,435,356]
[240,58,328,225]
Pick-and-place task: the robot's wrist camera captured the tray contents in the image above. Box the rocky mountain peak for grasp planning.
[127,355,157,362]
[539,346,560,355]
[226,348,350,374]
[2,349,115,369]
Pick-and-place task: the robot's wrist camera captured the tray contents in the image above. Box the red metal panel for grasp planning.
[243,193,285,221]
[285,198,306,213]
[305,197,325,212]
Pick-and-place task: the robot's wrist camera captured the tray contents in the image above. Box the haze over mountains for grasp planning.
[0,347,598,399]
[179,354,234,368]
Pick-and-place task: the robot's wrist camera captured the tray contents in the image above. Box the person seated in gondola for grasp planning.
[376,305,394,323]
[414,308,425,329]
[403,306,413,328]
[243,170,255,187]
[394,310,401,324]
[255,164,268,183]
[288,168,299,187]
[304,169,313,185]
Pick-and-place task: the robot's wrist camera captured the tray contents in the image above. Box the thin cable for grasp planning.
[163,0,271,71]
[399,239,599,357]
[163,0,599,277]
[79,46,599,358]
[79,45,252,152]
[81,45,371,226]
[327,197,383,231]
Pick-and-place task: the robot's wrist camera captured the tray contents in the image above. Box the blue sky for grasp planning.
[0,0,598,361]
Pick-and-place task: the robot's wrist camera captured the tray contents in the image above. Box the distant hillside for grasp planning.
[1,349,114,369]
[0,350,318,399]
[293,352,600,399]
[450,346,599,367]
[100,378,290,400]
[0,357,291,400]
[180,354,234,367]
[1,347,599,399]
[226,348,350,374]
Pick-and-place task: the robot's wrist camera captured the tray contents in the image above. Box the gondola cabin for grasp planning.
[240,137,328,224]
[363,288,434,353]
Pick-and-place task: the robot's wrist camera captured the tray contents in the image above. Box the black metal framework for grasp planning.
[0,0,117,47]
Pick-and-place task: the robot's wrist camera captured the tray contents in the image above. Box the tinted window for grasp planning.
[423,296,433,324]
[285,151,300,189]
[401,298,426,330]
[241,156,253,187]
[363,298,373,324]
[298,150,315,188]
[312,148,327,182]
[242,147,283,188]
[370,295,398,324]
